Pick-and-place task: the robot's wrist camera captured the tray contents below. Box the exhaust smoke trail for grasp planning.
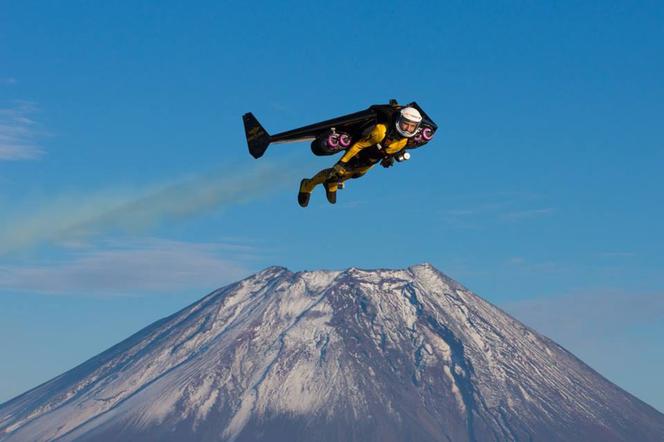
[0,161,302,254]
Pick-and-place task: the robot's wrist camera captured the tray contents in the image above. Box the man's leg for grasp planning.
[340,164,373,184]
[299,163,374,207]
[298,168,334,207]
[324,164,374,204]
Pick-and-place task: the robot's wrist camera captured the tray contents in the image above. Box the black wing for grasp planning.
[243,100,437,159]
[243,107,379,159]
[408,102,438,132]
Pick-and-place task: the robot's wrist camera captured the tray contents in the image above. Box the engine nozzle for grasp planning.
[414,126,435,144]
[323,128,352,151]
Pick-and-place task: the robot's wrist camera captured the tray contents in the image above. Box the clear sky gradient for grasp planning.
[1,1,663,411]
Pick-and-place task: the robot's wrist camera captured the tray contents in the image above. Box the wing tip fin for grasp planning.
[243,112,271,159]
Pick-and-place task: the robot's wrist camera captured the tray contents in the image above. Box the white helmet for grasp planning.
[395,106,422,138]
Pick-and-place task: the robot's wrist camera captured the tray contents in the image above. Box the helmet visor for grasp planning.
[398,117,420,136]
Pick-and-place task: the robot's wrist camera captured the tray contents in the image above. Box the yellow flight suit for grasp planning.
[300,124,408,196]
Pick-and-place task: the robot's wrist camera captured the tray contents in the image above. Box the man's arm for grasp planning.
[338,124,387,164]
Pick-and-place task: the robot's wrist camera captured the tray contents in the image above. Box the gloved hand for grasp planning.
[381,156,395,168]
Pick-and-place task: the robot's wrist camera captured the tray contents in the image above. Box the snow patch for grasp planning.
[443,365,465,412]
[223,391,256,441]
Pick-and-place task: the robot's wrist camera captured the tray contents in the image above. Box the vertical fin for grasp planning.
[243,113,272,159]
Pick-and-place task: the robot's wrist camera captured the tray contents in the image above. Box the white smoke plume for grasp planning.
[0,161,303,254]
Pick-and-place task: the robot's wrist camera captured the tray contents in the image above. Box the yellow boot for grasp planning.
[298,179,311,207]
[298,168,334,208]
[324,180,338,204]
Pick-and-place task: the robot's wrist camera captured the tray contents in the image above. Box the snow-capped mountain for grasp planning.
[1,264,663,441]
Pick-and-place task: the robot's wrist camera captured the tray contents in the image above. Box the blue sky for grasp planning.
[1,1,663,411]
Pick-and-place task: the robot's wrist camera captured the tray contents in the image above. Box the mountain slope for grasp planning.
[1,264,663,441]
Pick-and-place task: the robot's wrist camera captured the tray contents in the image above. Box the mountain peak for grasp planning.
[1,266,663,442]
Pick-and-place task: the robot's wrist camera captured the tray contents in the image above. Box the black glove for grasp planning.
[381,156,395,168]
